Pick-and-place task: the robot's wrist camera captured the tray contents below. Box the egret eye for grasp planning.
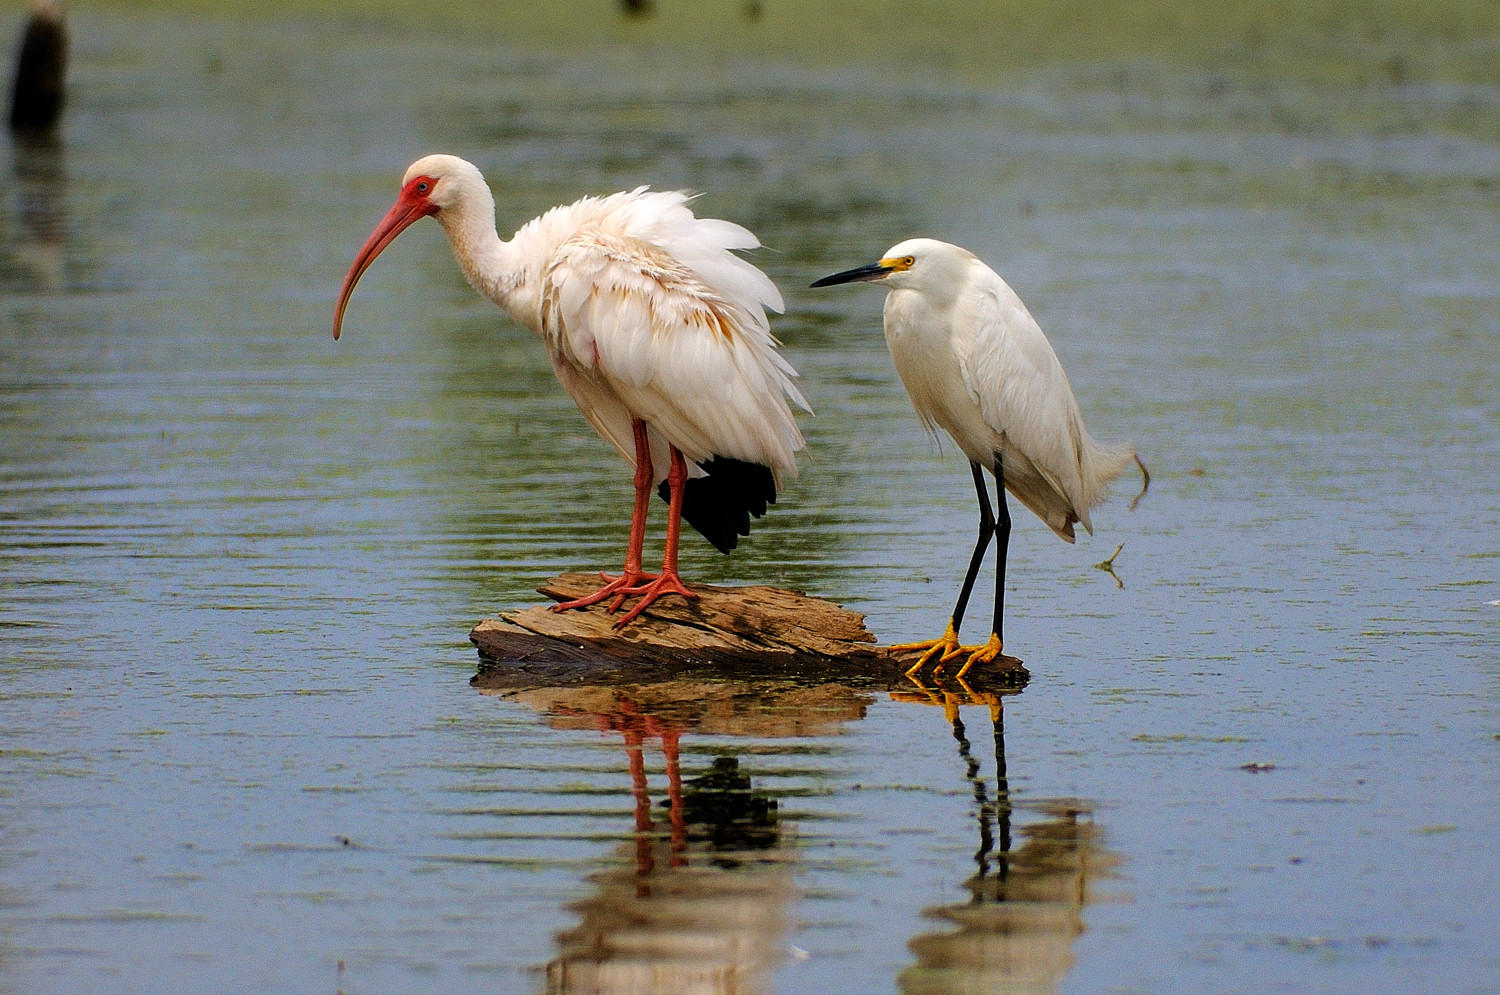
[902,256,915,267]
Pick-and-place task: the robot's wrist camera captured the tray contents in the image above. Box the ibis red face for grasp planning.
[332,175,441,340]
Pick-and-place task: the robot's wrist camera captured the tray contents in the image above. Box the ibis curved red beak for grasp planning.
[333,189,439,340]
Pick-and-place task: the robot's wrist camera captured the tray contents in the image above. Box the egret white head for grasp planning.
[809,238,979,300]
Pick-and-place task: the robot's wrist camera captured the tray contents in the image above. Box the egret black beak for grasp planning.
[810,261,895,288]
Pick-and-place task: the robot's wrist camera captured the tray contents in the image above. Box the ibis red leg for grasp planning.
[551,418,659,613]
[610,444,697,627]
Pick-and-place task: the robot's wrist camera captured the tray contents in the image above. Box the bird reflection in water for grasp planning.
[543,701,797,994]
[892,681,1122,993]
[479,677,873,994]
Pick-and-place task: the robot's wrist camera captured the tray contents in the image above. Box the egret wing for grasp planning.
[956,277,1091,533]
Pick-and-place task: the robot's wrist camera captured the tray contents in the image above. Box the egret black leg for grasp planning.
[988,457,1011,647]
[949,461,997,634]
[892,459,1010,676]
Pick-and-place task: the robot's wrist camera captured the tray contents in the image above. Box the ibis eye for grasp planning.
[415,181,431,193]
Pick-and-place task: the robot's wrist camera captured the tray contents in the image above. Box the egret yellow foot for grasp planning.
[948,633,1003,679]
[890,619,963,676]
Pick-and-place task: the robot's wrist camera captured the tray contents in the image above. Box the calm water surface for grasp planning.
[1,5,1497,993]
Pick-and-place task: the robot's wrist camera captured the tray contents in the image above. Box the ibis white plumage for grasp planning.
[335,154,808,627]
[812,238,1146,677]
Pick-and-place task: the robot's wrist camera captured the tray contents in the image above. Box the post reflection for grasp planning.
[5,134,68,291]
[474,673,876,995]
[891,680,1121,993]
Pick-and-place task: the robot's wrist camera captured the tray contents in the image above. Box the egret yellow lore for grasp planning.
[812,238,1147,678]
[335,155,808,628]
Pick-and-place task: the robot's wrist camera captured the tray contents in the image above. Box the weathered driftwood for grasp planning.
[469,572,1029,688]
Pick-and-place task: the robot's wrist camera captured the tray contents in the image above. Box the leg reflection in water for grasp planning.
[548,711,793,994]
[897,688,1123,993]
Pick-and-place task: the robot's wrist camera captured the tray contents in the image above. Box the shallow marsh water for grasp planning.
[1,3,1497,992]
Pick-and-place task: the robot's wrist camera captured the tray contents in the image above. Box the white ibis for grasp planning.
[813,238,1146,677]
[335,155,808,627]
[7,0,66,136]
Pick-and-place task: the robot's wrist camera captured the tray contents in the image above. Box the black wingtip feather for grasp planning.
[658,456,777,554]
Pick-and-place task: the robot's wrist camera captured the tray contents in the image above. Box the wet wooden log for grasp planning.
[469,572,1029,688]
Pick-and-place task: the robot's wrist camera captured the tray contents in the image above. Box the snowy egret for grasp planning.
[812,238,1146,677]
[335,154,808,627]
